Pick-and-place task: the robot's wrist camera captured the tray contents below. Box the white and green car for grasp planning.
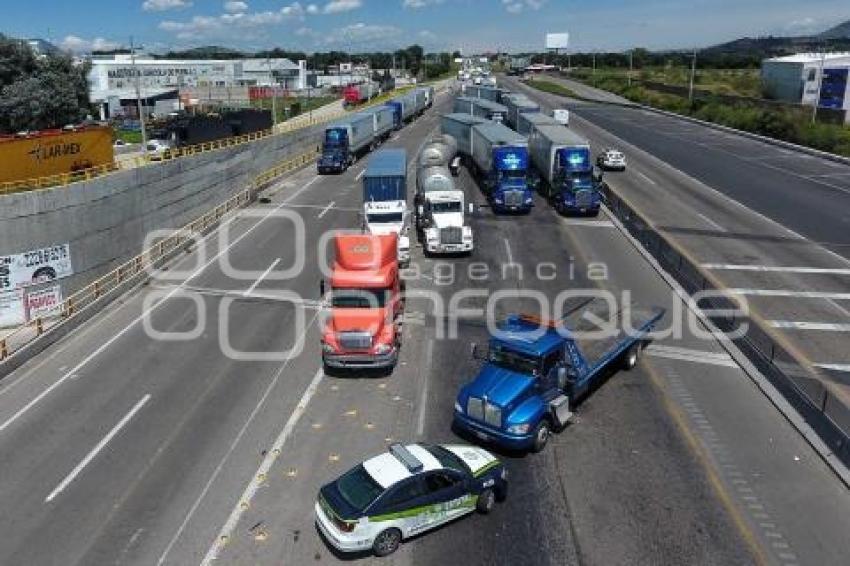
[315,443,508,557]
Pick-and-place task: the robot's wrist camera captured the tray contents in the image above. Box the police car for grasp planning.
[315,443,507,557]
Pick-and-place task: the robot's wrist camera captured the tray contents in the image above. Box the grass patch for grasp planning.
[114,129,143,144]
[525,79,583,100]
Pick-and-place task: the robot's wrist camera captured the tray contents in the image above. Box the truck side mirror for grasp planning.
[319,279,326,299]
[592,167,603,183]
[557,366,567,390]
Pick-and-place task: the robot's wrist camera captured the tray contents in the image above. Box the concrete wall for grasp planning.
[0,125,323,299]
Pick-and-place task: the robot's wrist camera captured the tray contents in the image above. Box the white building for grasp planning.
[761,53,850,106]
[88,54,307,115]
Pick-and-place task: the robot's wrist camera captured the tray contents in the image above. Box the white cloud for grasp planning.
[223,0,248,13]
[60,35,122,53]
[403,0,444,8]
[784,16,820,35]
[160,2,311,39]
[280,1,306,18]
[326,22,402,47]
[142,0,192,11]
[501,0,545,14]
[306,3,319,14]
[323,0,362,14]
[418,29,437,40]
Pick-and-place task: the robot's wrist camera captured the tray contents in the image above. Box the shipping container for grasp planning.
[0,126,114,184]
[363,148,408,202]
[502,93,540,130]
[516,112,559,136]
[362,105,395,141]
[453,96,508,122]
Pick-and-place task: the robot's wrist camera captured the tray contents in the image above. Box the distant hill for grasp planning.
[159,46,246,59]
[704,18,850,58]
[819,20,850,39]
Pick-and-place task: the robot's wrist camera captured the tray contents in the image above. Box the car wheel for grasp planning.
[622,344,640,370]
[476,488,495,514]
[495,481,508,502]
[531,420,550,453]
[373,528,402,557]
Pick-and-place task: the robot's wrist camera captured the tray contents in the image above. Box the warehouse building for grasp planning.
[761,53,850,106]
[88,54,307,118]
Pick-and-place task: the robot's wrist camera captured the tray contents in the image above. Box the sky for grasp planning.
[4,0,849,54]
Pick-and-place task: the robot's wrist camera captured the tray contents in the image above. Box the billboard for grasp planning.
[546,33,569,50]
[25,285,63,320]
[0,243,74,291]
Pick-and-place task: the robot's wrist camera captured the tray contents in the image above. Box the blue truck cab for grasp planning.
[318,126,350,173]
[318,113,374,174]
[488,146,533,213]
[453,301,664,452]
[384,100,404,130]
[556,145,602,215]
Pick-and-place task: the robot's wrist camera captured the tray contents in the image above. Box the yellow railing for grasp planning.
[0,147,319,362]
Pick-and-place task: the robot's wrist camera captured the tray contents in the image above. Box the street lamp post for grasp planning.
[130,36,148,154]
[267,57,277,127]
[688,47,697,103]
[628,49,633,87]
[813,51,826,124]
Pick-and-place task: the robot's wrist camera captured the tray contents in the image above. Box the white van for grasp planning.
[553,108,570,127]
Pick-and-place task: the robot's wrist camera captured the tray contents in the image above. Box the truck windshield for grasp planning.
[488,345,539,375]
[324,129,346,147]
[366,212,403,223]
[567,172,593,190]
[331,288,391,308]
[431,201,461,213]
[336,464,384,512]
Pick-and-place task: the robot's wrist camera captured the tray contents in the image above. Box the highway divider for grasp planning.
[0,147,319,376]
[600,183,850,471]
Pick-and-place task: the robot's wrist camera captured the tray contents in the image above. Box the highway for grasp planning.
[506,74,850,435]
[0,83,848,566]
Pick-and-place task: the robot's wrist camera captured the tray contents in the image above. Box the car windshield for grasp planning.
[425,445,471,475]
[336,465,384,512]
[431,201,461,213]
[331,288,390,308]
[488,344,540,375]
[367,212,403,223]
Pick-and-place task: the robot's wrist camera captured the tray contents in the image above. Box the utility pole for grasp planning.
[688,47,697,103]
[267,57,277,127]
[628,49,633,87]
[130,36,148,154]
[813,50,826,123]
[592,52,596,83]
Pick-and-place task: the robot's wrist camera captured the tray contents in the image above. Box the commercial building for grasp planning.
[761,53,850,108]
[88,54,307,118]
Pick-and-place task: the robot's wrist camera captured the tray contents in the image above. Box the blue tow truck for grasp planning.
[453,300,664,452]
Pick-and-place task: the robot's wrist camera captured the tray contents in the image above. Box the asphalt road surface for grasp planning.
[506,74,850,434]
[0,84,848,566]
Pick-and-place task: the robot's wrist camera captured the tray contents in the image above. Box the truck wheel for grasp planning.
[476,488,495,514]
[622,345,640,370]
[531,420,550,453]
[372,528,401,557]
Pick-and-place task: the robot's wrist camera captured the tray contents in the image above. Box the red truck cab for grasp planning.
[321,234,403,372]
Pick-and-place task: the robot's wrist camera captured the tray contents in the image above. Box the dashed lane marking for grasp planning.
[702,264,850,275]
[768,321,850,332]
[317,201,335,219]
[726,289,850,300]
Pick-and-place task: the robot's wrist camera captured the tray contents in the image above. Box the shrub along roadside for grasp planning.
[537,76,850,158]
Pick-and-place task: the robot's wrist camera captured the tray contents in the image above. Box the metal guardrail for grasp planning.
[0,147,319,363]
[601,184,850,467]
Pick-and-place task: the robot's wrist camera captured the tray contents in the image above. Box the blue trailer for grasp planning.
[317,112,375,174]
[528,125,601,215]
[454,301,665,452]
[502,93,540,131]
[363,105,395,142]
[453,97,508,123]
[469,121,534,213]
[363,148,408,202]
[463,85,506,103]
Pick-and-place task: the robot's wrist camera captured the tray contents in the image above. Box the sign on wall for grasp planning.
[0,243,74,291]
[0,289,25,328]
[25,285,63,320]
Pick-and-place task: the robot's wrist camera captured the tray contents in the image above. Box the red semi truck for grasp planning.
[343,82,380,106]
[321,234,404,373]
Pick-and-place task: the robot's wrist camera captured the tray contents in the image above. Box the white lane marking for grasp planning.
[816,363,850,372]
[355,168,366,181]
[0,175,319,436]
[695,211,727,232]
[635,170,657,185]
[503,238,514,265]
[417,339,434,437]
[768,321,850,332]
[560,219,615,227]
[200,367,325,566]
[644,345,738,368]
[701,264,850,275]
[726,289,850,300]
[45,394,151,503]
[243,258,280,297]
[157,310,323,566]
[317,200,335,219]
